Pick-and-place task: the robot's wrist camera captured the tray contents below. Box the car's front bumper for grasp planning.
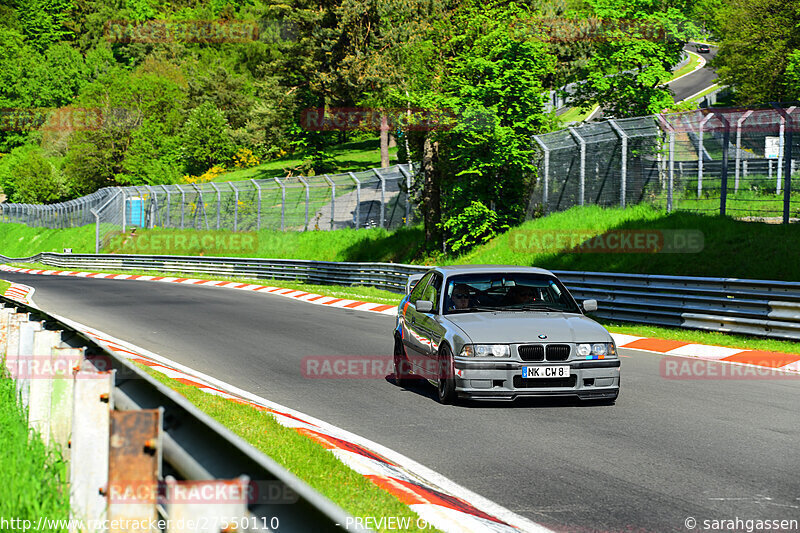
[453,358,620,401]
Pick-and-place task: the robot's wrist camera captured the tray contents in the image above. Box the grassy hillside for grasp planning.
[2,204,800,281]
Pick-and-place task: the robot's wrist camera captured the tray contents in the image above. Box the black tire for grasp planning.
[393,336,412,387]
[437,345,457,404]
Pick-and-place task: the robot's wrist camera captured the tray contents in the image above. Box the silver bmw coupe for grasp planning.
[394,265,620,404]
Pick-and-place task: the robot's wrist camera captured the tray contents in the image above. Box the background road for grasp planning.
[5,271,798,533]
[670,43,719,103]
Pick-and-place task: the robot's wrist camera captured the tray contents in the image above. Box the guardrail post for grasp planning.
[372,168,386,228]
[322,174,335,230]
[771,103,795,224]
[49,345,85,457]
[28,329,64,447]
[735,110,753,192]
[250,179,262,231]
[348,172,361,228]
[698,113,714,197]
[16,320,43,409]
[532,135,550,213]
[210,183,221,230]
[274,178,285,231]
[70,367,114,530]
[108,409,163,531]
[298,176,309,230]
[568,127,586,205]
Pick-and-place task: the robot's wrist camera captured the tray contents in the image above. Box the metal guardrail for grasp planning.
[4,253,800,340]
[0,292,371,532]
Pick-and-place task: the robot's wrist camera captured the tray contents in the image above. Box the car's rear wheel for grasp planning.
[394,336,412,387]
[437,345,456,404]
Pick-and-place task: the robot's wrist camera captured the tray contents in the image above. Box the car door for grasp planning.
[402,272,433,372]
[415,273,445,380]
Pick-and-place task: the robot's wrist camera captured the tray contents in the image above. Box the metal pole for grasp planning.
[92,209,100,254]
[230,182,239,232]
[698,113,714,198]
[657,114,676,212]
[210,183,221,230]
[159,185,171,228]
[191,183,209,230]
[145,185,158,228]
[735,110,753,193]
[250,179,262,231]
[321,174,335,230]
[273,178,285,231]
[348,172,361,228]
[397,165,412,225]
[771,103,795,224]
[568,127,586,205]
[178,184,186,229]
[297,176,309,230]
[608,120,628,207]
[714,112,731,216]
[372,168,386,228]
[532,135,550,213]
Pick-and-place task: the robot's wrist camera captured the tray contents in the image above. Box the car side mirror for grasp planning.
[415,300,434,313]
[582,299,598,312]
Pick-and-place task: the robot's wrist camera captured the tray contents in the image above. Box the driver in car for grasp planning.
[450,283,473,310]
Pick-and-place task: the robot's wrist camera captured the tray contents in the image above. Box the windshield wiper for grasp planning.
[515,304,564,312]
[450,306,504,313]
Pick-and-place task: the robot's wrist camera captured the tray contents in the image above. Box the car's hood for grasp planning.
[442,312,611,344]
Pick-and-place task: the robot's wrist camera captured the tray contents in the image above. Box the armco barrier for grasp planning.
[0,292,372,533]
[4,253,800,340]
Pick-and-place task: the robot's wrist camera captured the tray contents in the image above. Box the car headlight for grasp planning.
[460,344,511,358]
[577,342,616,359]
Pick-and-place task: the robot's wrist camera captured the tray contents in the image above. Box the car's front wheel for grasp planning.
[394,336,412,387]
[437,345,456,404]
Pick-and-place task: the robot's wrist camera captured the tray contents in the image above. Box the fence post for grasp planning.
[160,185,171,228]
[190,183,209,230]
[273,178,285,231]
[372,168,386,228]
[178,184,186,229]
[532,135,550,213]
[320,174,335,230]
[250,179,262,231]
[397,165,412,225]
[657,114,675,213]
[348,172,361,228]
[698,113,714,198]
[230,182,240,232]
[568,127,586,205]
[210,183,221,230]
[714,112,731,216]
[145,186,158,228]
[735,110,753,192]
[771,103,795,224]
[92,208,100,254]
[297,176,309,230]
[608,120,628,207]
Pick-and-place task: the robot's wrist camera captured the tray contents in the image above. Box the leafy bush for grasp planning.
[442,200,508,254]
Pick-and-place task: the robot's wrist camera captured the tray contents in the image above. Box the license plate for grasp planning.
[522,365,570,378]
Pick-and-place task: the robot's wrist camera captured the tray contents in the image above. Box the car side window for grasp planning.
[409,272,433,304]
[422,273,443,312]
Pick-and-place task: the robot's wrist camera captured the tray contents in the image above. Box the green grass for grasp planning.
[666,51,702,81]
[0,375,69,528]
[215,138,400,182]
[137,363,440,533]
[0,223,96,256]
[558,105,598,125]
[0,280,9,294]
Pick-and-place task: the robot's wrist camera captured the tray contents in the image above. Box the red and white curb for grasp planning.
[2,281,34,305]
[0,265,398,316]
[0,279,550,533]
[611,333,800,375]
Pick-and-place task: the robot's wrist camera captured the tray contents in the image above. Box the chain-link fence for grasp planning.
[529,106,800,222]
[0,164,414,252]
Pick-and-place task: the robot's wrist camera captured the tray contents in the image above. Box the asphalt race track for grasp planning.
[4,271,799,533]
[670,43,719,103]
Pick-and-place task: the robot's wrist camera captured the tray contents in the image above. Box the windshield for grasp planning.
[443,273,581,314]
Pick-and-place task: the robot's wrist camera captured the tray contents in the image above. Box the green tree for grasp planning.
[568,0,695,117]
[179,102,236,175]
[4,147,67,203]
[712,0,800,104]
[16,0,74,51]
